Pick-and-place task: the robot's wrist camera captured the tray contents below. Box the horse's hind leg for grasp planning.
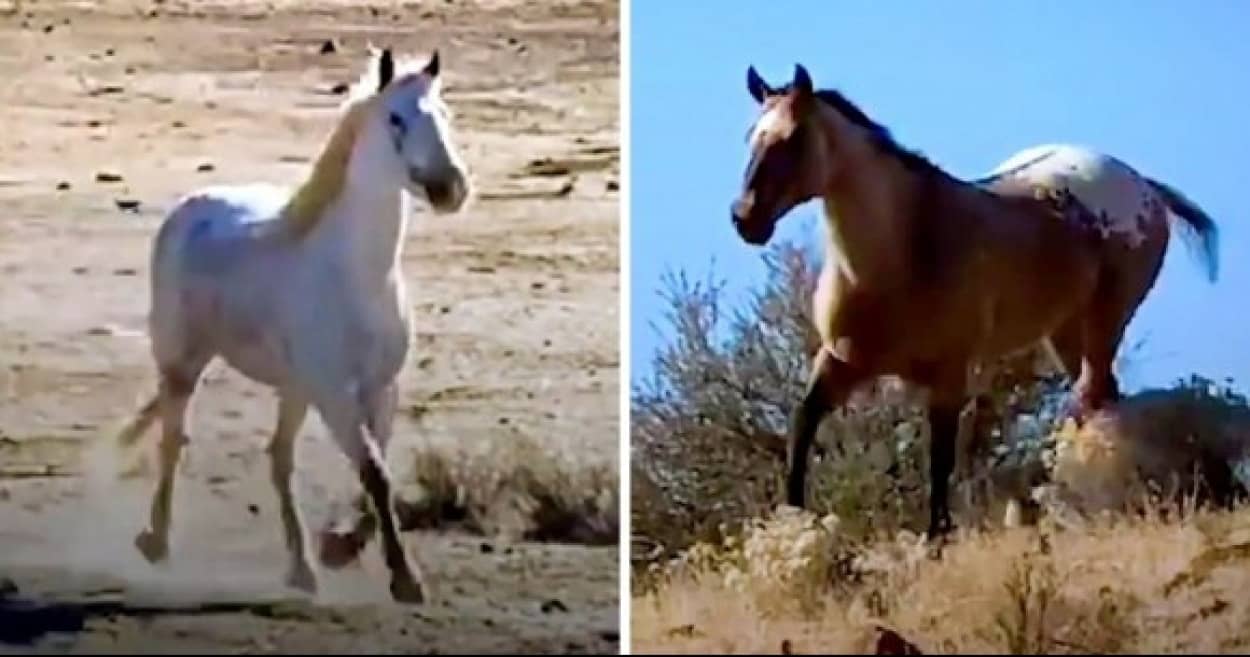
[787,347,866,508]
[267,395,316,593]
[134,359,207,562]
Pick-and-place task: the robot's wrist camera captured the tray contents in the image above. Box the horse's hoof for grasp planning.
[134,530,168,563]
[389,574,425,605]
[317,529,366,571]
[286,562,318,594]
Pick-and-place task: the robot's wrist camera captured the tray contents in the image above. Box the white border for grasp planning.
[617,0,633,651]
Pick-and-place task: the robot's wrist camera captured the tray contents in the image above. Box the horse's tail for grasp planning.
[117,392,160,450]
[1147,176,1220,283]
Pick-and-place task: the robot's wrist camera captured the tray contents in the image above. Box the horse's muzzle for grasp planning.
[731,197,775,246]
[415,168,469,213]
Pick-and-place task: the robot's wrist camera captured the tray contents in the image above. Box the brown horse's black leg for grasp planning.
[786,349,860,508]
[927,402,962,540]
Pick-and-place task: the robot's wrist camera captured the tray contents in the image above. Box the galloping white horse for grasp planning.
[116,47,469,604]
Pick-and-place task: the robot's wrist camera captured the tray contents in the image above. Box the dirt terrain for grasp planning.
[0,0,620,653]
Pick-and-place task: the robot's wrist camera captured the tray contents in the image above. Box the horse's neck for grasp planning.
[317,153,409,293]
[819,145,917,287]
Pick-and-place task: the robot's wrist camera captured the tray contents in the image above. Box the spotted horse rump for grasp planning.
[978,144,1166,249]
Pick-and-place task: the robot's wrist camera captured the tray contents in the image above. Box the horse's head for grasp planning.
[364,48,470,214]
[732,64,828,245]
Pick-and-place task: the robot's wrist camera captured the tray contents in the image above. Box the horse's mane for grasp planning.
[279,49,430,240]
[782,83,951,180]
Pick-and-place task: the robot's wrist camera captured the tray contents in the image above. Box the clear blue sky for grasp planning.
[630,1,1250,394]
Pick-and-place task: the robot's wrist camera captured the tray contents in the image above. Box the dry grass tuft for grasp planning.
[397,433,618,545]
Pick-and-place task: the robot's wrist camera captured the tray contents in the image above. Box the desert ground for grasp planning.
[0,0,620,653]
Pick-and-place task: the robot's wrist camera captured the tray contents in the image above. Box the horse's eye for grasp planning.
[388,112,407,133]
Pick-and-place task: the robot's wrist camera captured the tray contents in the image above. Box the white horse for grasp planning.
[115,47,470,604]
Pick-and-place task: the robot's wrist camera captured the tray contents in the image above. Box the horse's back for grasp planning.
[148,183,295,367]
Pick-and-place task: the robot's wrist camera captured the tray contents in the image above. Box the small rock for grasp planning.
[542,338,552,347]
[87,85,125,97]
[196,162,215,172]
[0,577,17,598]
[113,268,137,276]
[599,630,619,643]
[319,39,337,55]
[42,24,53,33]
[86,326,113,336]
[872,626,923,655]
[171,120,186,128]
[329,82,350,95]
[95,171,123,183]
[105,48,115,56]
[56,181,70,191]
[247,503,259,515]
[72,266,87,275]
[555,179,574,197]
[531,281,545,290]
[540,599,568,614]
[115,199,141,212]
[606,179,619,191]
[497,417,509,425]
[479,542,494,554]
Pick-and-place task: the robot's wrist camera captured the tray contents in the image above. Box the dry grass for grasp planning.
[397,433,618,545]
[634,506,1250,654]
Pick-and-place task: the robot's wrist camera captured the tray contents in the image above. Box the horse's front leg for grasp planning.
[321,383,397,566]
[926,398,964,541]
[787,347,864,508]
[314,388,424,604]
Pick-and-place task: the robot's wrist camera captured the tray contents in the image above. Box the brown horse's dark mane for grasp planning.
[780,83,954,181]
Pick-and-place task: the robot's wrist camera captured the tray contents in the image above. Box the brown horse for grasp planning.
[731,64,1220,539]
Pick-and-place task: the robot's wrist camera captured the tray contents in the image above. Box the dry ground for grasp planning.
[634,509,1250,655]
[0,0,619,653]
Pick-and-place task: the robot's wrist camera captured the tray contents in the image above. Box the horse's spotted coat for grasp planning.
[983,144,1159,248]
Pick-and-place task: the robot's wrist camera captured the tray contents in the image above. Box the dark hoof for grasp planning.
[318,529,368,570]
[390,573,425,605]
[285,561,318,594]
[134,530,168,563]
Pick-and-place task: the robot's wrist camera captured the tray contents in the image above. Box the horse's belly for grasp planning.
[217,339,287,388]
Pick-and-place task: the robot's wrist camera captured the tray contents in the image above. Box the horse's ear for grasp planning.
[793,64,813,97]
[424,50,440,79]
[747,66,771,104]
[377,48,395,91]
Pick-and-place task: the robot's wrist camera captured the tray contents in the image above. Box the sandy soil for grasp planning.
[0,0,620,653]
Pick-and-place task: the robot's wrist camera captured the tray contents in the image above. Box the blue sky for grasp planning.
[630,1,1250,394]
